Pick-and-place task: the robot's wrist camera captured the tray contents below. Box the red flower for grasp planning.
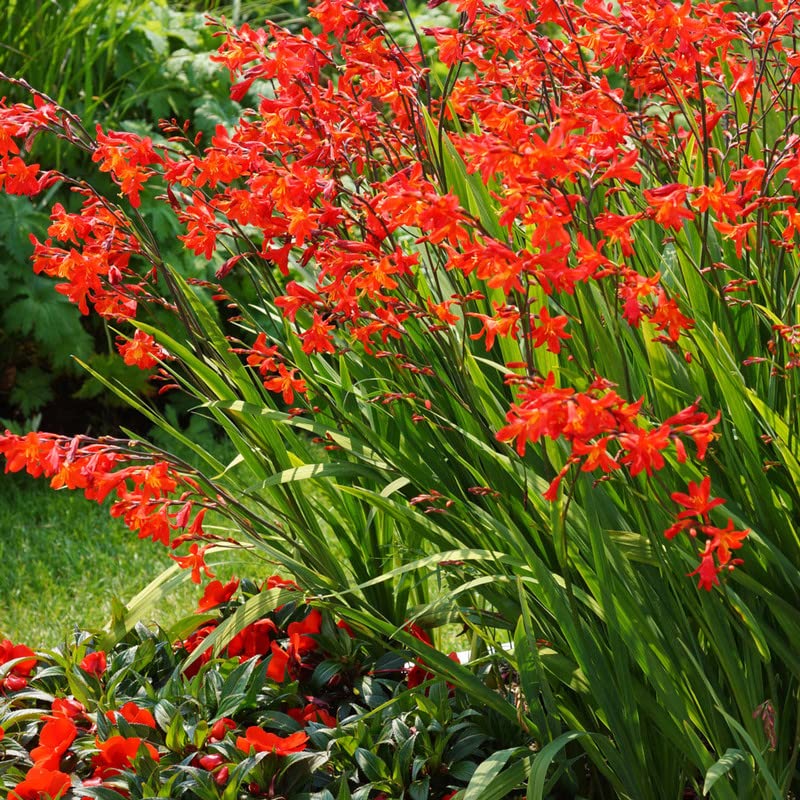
[49,697,85,719]
[197,578,240,612]
[78,651,107,677]
[30,717,77,769]
[118,329,167,370]
[705,519,749,565]
[106,701,156,728]
[236,727,308,756]
[209,717,237,742]
[227,618,278,660]
[170,543,216,584]
[689,545,721,592]
[287,702,337,727]
[91,735,160,779]
[267,640,292,682]
[670,477,725,521]
[198,753,225,771]
[7,765,71,800]
[0,639,37,693]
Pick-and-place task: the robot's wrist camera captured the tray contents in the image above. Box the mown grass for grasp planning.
[0,473,232,648]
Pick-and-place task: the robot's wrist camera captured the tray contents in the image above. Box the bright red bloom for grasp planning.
[263,364,307,404]
[30,717,77,770]
[106,701,157,728]
[529,306,571,353]
[197,578,240,612]
[286,609,322,652]
[79,651,107,677]
[689,545,721,591]
[264,574,300,592]
[118,329,167,369]
[209,717,237,742]
[91,735,160,779]
[49,697,85,720]
[0,639,37,693]
[171,543,216,584]
[287,702,337,727]
[705,519,749,565]
[643,183,694,230]
[267,640,292,682]
[618,426,671,477]
[227,618,278,660]
[467,306,519,351]
[236,727,308,756]
[670,477,725,521]
[7,765,71,800]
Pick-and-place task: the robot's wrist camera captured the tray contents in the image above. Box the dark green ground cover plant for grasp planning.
[1,0,800,796]
[0,578,509,799]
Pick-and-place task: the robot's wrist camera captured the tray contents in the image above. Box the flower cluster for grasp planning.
[0,431,209,556]
[5,0,797,598]
[666,478,749,590]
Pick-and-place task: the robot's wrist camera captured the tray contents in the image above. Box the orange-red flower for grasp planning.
[78,651,107,677]
[118,329,167,370]
[670,477,725,521]
[30,717,77,770]
[7,764,71,800]
[106,701,157,729]
[91,735,160,779]
[0,639,37,693]
[236,727,308,756]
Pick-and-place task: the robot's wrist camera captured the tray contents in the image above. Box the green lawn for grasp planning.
[0,473,207,647]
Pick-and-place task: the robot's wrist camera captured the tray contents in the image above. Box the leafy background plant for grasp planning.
[0,0,296,428]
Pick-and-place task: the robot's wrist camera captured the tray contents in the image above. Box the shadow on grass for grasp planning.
[0,472,254,647]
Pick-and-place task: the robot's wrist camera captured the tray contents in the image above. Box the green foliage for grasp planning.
[0,587,506,799]
[2,0,800,797]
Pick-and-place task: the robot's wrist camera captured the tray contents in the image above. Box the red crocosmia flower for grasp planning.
[106,701,156,728]
[197,578,239,612]
[118,329,167,370]
[336,619,355,638]
[287,702,337,727]
[689,545,722,592]
[529,306,571,354]
[0,639,37,693]
[79,651,107,677]
[670,477,725,521]
[30,717,77,769]
[7,764,71,800]
[236,727,308,756]
[170,542,216,584]
[91,735,160,779]
[642,183,694,231]
[705,520,749,565]
[209,717,237,742]
[263,364,307,404]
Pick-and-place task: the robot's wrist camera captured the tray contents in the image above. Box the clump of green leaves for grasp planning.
[0,581,508,800]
